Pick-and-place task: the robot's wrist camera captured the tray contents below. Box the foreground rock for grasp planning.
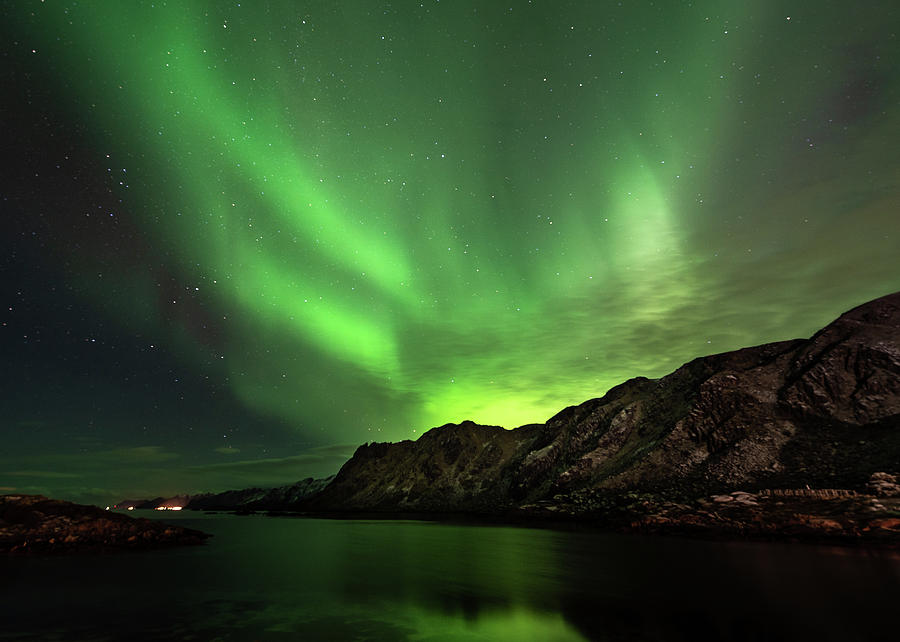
[1,495,210,555]
[517,472,900,546]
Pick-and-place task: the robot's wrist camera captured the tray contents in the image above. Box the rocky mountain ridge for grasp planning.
[305,292,900,519]
[117,476,334,512]
[187,475,334,511]
[114,293,900,544]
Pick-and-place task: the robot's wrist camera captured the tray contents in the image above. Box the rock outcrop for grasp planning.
[307,422,543,511]
[0,495,210,555]
[306,292,900,519]
[621,477,900,545]
[867,472,900,497]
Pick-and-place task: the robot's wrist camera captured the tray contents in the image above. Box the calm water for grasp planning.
[2,513,899,641]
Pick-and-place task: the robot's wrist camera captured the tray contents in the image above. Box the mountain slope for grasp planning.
[307,292,900,512]
[185,476,335,511]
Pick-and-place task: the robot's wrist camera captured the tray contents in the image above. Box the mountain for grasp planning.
[305,292,900,516]
[115,495,190,510]
[115,477,334,512]
[186,476,334,511]
[110,293,900,542]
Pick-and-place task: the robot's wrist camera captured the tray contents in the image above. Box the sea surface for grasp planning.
[2,512,899,641]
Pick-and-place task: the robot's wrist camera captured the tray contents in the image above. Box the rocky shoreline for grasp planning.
[631,493,900,547]
[515,476,900,547]
[0,495,211,555]
[160,475,900,549]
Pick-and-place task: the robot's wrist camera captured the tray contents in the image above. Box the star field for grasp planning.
[1,0,898,503]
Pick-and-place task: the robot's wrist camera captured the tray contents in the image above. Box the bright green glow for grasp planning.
[19,1,900,444]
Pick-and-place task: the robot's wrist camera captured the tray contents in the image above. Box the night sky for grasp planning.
[2,1,897,505]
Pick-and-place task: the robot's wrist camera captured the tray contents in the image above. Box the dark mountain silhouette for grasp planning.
[116,477,334,512]
[116,293,900,543]
[187,476,334,511]
[304,292,900,530]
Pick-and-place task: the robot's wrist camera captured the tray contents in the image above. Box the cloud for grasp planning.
[101,446,181,463]
[170,443,359,493]
[0,443,357,505]
[191,443,358,475]
[214,446,241,455]
[15,420,48,429]
[5,446,182,469]
[4,470,83,479]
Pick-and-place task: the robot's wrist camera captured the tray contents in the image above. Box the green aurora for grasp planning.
[2,1,898,502]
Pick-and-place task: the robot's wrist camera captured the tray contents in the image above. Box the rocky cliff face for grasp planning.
[309,422,543,511]
[307,292,900,513]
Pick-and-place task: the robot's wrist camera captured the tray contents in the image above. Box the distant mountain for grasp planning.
[305,292,900,515]
[115,495,190,510]
[117,476,335,512]
[187,476,334,511]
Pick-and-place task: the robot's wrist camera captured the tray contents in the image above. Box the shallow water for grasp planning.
[2,513,898,641]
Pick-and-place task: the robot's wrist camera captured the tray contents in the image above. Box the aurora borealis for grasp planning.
[2,1,898,504]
